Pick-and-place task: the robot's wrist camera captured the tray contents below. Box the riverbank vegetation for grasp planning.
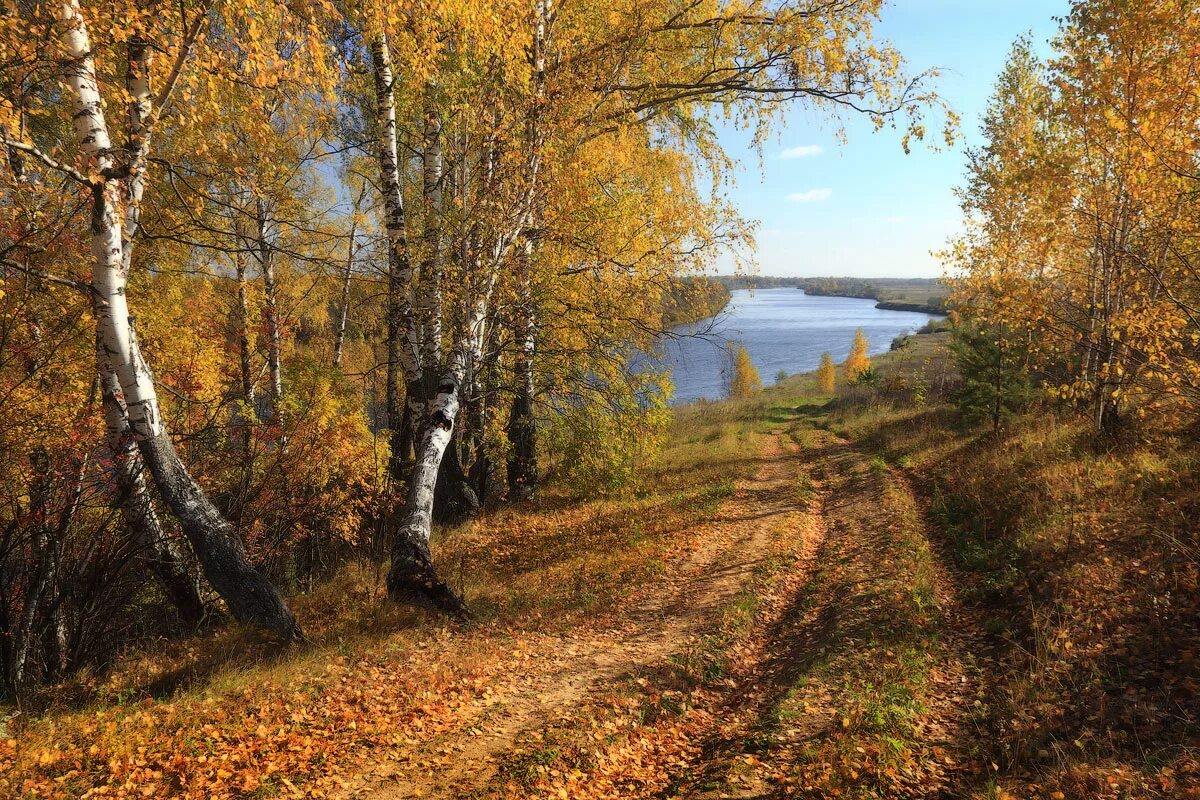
[798,277,948,314]
[946,4,1200,433]
[725,343,763,400]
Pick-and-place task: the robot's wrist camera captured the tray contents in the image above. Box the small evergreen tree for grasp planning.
[850,365,881,388]
[842,328,871,382]
[950,324,1031,432]
[817,352,836,393]
[727,343,763,399]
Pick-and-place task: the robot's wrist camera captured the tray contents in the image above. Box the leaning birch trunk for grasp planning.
[58,0,301,641]
[371,33,421,483]
[387,367,469,616]
[98,340,205,624]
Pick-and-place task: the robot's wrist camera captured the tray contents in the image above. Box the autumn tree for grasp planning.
[0,0,951,683]
[818,352,837,393]
[949,5,1200,432]
[0,0,349,641]
[728,343,763,400]
[843,329,871,382]
[500,0,952,501]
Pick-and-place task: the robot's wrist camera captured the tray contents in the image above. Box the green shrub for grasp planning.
[950,324,1032,432]
[545,373,671,497]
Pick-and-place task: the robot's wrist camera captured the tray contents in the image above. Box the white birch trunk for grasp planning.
[57,0,162,441]
[57,0,301,640]
[371,34,422,479]
[507,0,552,499]
[97,334,205,623]
[386,360,469,616]
[256,201,283,408]
[332,218,357,369]
[419,99,444,376]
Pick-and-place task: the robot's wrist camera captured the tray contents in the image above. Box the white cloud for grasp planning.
[780,144,823,159]
[787,188,833,203]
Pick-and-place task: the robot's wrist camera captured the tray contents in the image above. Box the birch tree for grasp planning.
[3,0,306,640]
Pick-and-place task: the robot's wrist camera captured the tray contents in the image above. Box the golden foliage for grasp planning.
[728,343,763,400]
[842,328,871,382]
[818,351,837,393]
[946,7,1200,430]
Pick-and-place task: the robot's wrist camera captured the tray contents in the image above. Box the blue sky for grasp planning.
[715,0,1069,278]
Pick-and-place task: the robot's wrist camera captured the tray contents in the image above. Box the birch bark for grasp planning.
[332,216,358,369]
[386,364,469,615]
[57,0,301,640]
[371,33,422,481]
[98,335,205,624]
[419,98,444,377]
[507,0,552,499]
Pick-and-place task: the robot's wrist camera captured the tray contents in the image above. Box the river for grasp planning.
[659,288,943,404]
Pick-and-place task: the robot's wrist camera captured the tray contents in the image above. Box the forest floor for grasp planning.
[5,334,1200,799]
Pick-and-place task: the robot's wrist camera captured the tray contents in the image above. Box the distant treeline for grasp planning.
[797,277,878,300]
[662,277,732,327]
[798,277,947,313]
[713,275,947,314]
[715,275,798,290]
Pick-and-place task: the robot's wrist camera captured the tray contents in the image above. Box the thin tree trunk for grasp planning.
[371,33,421,485]
[256,201,283,411]
[58,0,301,641]
[3,103,24,181]
[234,241,256,449]
[332,219,357,369]
[11,448,52,692]
[507,241,539,499]
[46,455,87,680]
[410,98,448,466]
[434,428,479,526]
[506,0,551,499]
[419,97,444,376]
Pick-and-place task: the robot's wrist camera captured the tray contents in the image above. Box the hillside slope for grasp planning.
[4,336,1197,800]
